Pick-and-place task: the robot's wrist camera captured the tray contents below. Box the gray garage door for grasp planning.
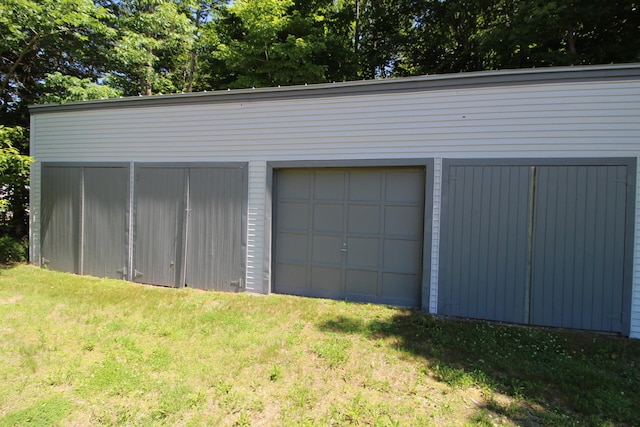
[133,165,246,290]
[41,166,81,273]
[274,167,425,307]
[439,161,633,333]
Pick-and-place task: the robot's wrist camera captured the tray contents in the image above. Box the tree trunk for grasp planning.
[567,25,577,56]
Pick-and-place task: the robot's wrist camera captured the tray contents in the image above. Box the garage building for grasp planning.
[29,64,640,337]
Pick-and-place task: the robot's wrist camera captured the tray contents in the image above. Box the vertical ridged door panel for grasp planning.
[439,165,531,323]
[41,166,81,273]
[185,167,244,291]
[530,165,628,332]
[134,168,185,287]
[83,167,129,279]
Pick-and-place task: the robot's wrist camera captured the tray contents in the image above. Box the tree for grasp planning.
[208,0,327,89]
[103,0,196,95]
[352,0,413,78]
[40,72,122,104]
[477,0,640,69]
[0,0,114,125]
[0,126,31,241]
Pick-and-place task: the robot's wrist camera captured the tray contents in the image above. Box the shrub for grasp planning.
[0,235,28,263]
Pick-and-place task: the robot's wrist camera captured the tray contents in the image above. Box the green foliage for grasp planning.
[0,126,32,239]
[210,0,327,89]
[0,126,30,181]
[105,0,196,95]
[0,0,114,124]
[40,72,122,104]
[0,236,28,264]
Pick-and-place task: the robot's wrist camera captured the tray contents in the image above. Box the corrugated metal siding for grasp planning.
[633,157,640,339]
[82,167,129,279]
[186,167,245,291]
[32,81,640,162]
[41,166,81,273]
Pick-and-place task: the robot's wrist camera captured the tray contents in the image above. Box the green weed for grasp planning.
[0,396,71,427]
[311,334,353,368]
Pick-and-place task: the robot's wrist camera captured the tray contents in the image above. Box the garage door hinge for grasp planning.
[230,278,244,292]
[116,266,127,278]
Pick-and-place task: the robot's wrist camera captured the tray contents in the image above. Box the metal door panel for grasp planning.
[312,203,343,232]
[439,165,531,322]
[345,269,378,296]
[185,167,244,291]
[382,272,420,303]
[349,169,382,201]
[347,205,380,234]
[83,167,128,279]
[311,235,343,265]
[530,165,628,332]
[133,168,185,287]
[277,202,309,230]
[41,167,81,273]
[310,266,342,297]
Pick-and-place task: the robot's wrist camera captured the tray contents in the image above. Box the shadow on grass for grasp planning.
[319,310,640,426]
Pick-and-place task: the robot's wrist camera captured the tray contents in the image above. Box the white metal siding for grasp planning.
[247,161,267,292]
[429,157,442,314]
[32,81,640,162]
[29,161,41,265]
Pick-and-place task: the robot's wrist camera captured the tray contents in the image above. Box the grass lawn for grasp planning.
[0,265,638,426]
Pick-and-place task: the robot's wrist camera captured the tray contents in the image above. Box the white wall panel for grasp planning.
[429,157,442,314]
[32,80,640,163]
[246,161,267,292]
[29,161,41,265]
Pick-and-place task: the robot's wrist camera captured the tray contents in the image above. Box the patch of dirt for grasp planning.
[0,295,24,305]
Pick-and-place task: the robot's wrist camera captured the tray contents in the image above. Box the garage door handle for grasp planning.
[340,244,347,252]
